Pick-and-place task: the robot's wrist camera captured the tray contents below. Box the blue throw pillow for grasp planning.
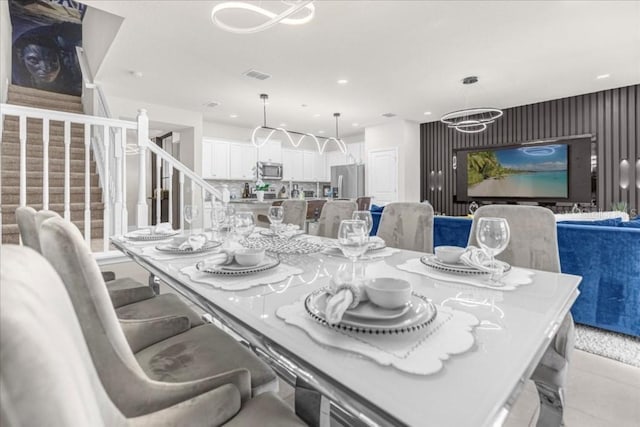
[619,219,640,228]
[370,204,385,213]
[559,217,623,227]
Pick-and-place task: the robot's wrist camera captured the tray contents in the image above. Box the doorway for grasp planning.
[151,132,180,228]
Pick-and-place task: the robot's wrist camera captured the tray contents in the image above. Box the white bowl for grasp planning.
[171,235,189,246]
[234,248,265,266]
[364,278,412,309]
[435,246,465,264]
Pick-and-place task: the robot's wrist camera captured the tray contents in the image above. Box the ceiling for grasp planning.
[84,1,640,137]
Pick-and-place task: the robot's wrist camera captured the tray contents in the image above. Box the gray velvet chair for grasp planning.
[0,245,304,427]
[468,205,575,427]
[39,217,278,406]
[376,202,434,253]
[316,200,357,238]
[282,200,308,229]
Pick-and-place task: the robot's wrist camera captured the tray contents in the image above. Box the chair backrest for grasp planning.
[0,245,126,427]
[467,205,560,272]
[15,206,40,252]
[376,202,435,253]
[38,216,170,416]
[356,197,371,211]
[282,200,308,229]
[316,200,358,238]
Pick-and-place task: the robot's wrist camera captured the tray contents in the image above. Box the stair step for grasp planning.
[1,186,103,205]
[8,98,84,114]
[2,219,105,244]
[2,132,89,149]
[8,85,82,104]
[3,117,87,135]
[2,170,99,187]
[2,142,87,160]
[2,155,96,173]
[2,202,105,224]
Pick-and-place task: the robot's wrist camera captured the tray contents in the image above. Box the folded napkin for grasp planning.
[154,222,174,234]
[325,280,368,325]
[198,250,235,268]
[459,246,506,274]
[178,234,207,251]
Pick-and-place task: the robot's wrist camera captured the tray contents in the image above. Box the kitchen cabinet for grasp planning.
[282,149,304,181]
[257,139,282,163]
[229,143,257,180]
[202,139,229,179]
[346,142,365,164]
[303,151,317,181]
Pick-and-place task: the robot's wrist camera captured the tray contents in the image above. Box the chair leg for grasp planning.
[534,380,565,427]
[294,377,330,427]
[148,274,160,295]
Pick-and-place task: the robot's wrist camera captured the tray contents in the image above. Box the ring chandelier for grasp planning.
[211,1,315,34]
[251,94,347,154]
[440,76,503,134]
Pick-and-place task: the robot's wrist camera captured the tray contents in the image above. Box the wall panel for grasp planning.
[420,84,639,215]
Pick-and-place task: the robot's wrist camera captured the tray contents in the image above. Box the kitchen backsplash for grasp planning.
[204,179,329,200]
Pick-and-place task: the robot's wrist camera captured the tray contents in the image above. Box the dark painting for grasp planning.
[10,0,85,96]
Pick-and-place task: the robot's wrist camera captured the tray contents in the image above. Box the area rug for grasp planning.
[574,324,640,367]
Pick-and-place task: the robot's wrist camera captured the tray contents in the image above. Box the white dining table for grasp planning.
[111,233,581,427]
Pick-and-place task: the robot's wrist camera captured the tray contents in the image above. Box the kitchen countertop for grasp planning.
[229,198,331,204]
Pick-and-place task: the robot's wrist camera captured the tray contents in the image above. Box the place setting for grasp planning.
[397,217,534,290]
[121,222,180,244]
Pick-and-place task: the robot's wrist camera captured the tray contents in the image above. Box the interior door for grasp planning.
[368,148,398,204]
[151,132,180,228]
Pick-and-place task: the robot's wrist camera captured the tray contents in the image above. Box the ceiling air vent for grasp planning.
[242,69,272,81]
[204,101,220,108]
[382,112,397,118]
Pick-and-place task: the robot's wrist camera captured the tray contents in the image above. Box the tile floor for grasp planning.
[106,261,640,426]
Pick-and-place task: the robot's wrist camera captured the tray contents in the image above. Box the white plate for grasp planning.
[155,240,221,254]
[420,254,510,276]
[343,300,411,321]
[305,289,437,333]
[124,229,180,241]
[195,256,279,276]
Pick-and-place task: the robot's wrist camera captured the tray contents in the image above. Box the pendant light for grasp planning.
[211,0,315,34]
[440,76,503,133]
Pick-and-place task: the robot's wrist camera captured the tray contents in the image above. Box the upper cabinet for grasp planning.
[257,139,282,163]
[282,149,304,181]
[302,151,317,181]
[228,143,257,180]
[346,142,365,164]
[202,139,230,179]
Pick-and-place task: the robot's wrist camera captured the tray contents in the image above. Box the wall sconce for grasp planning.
[619,159,630,189]
[437,170,443,192]
[637,159,640,190]
[452,155,457,170]
[430,171,435,192]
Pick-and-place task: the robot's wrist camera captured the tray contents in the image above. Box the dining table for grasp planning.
[111,230,581,427]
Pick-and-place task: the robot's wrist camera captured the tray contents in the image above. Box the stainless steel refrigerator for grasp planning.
[331,164,365,199]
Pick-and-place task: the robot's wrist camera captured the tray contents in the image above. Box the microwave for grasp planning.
[257,161,283,180]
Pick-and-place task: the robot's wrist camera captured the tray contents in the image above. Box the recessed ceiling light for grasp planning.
[596,74,611,79]
[337,79,348,85]
[301,104,308,108]
[352,123,359,127]
[318,130,325,134]
[313,113,321,118]
[130,70,143,78]
[423,111,432,116]
[279,123,287,127]
[382,112,397,118]
[230,114,238,118]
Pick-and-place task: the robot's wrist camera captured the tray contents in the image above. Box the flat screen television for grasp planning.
[455,137,594,203]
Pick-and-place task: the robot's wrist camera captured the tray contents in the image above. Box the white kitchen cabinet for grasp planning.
[346,142,365,164]
[229,143,257,180]
[257,139,282,163]
[202,139,230,179]
[315,154,327,181]
[282,149,304,181]
[302,151,317,181]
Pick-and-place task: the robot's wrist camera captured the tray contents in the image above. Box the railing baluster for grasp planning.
[63,121,71,220]
[113,127,123,236]
[156,152,161,225]
[121,127,128,233]
[19,115,27,207]
[0,112,3,243]
[201,186,206,230]
[168,165,174,226]
[136,110,149,227]
[102,125,110,252]
[84,124,91,244]
[179,171,185,231]
[42,118,49,210]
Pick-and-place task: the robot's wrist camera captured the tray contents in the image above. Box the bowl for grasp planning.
[435,246,465,264]
[234,248,265,266]
[364,278,412,309]
[171,235,189,246]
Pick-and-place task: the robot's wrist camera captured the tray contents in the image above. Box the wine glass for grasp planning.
[210,203,227,241]
[184,204,199,235]
[234,212,255,240]
[337,220,368,283]
[476,217,511,283]
[268,206,284,234]
[352,210,373,242]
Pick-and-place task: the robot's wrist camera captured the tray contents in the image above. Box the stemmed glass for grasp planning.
[234,212,255,240]
[352,210,373,242]
[210,203,227,242]
[184,204,199,235]
[268,206,284,234]
[337,220,369,283]
[476,217,511,284]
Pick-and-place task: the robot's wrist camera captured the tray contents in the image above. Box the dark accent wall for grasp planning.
[420,84,639,215]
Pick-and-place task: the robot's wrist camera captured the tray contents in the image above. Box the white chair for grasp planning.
[468,205,575,427]
[316,200,357,238]
[376,202,434,253]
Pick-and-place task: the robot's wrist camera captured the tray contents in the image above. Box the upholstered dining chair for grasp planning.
[282,199,308,229]
[316,200,358,238]
[468,205,575,427]
[356,196,371,211]
[39,217,278,406]
[376,202,434,253]
[0,245,305,427]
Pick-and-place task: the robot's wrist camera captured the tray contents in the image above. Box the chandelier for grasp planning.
[440,76,503,134]
[251,94,347,154]
[211,1,315,34]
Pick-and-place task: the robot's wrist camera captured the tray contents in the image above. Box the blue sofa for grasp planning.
[371,206,640,337]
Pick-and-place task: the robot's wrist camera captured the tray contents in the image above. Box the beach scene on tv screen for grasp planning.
[467,144,568,198]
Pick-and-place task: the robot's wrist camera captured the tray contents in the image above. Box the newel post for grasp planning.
[136,109,149,227]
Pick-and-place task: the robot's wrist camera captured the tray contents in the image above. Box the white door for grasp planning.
[368,148,398,204]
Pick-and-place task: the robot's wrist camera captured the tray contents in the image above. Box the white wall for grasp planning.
[364,119,421,202]
[0,0,12,103]
[82,7,123,81]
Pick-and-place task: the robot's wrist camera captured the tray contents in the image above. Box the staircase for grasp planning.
[1,85,104,244]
